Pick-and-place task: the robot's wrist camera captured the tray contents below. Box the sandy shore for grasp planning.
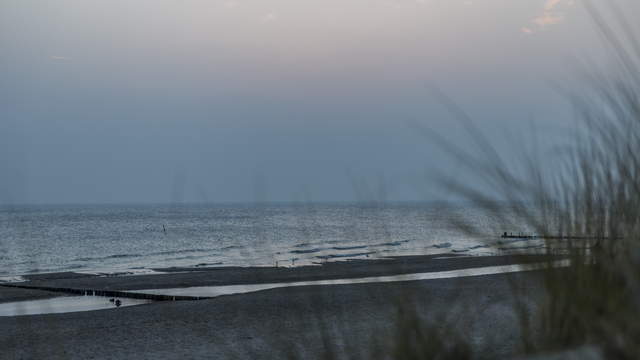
[8,254,549,292]
[0,255,548,359]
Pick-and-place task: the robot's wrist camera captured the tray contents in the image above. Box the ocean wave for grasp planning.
[331,245,368,251]
[148,248,218,257]
[195,262,223,267]
[63,264,86,269]
[72,247,225,263]
[12,259,39,266]
[73,253,144,262]
[433,242,452,249]
[316,251,376,259]
[165,254,213,261]
[372,240,410,247]
[292,239,410,254]
[290,248,323,254]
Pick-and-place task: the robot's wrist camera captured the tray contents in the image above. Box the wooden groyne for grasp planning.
[0,283,210,301]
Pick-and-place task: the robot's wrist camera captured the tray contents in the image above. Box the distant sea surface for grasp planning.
[0,203,532,277]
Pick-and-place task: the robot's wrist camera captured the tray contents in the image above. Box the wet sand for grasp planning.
[13,254,549,291]
[0,287,67,304]
[0,255,548,359]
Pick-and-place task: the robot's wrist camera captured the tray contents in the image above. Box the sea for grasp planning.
[0,202,540,278]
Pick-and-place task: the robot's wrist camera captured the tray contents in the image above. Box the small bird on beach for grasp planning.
[115,299,122,307]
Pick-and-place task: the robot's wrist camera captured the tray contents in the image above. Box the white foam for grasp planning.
[0,276,26,283]
[75,268,166,276]
[131,261,568,298]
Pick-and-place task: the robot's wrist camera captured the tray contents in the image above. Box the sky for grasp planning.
[1,0,638,204]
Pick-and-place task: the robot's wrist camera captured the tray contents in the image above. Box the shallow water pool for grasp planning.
[0,296,152,317]
[131,263,542,298]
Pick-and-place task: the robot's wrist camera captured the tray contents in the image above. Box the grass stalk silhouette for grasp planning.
[429,3,640,358]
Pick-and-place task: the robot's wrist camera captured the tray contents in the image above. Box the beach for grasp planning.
[0,255,547,359]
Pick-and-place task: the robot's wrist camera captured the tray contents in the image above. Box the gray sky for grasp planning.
[1,0,637,204]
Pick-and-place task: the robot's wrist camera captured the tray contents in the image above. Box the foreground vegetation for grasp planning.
[284,4,640,359]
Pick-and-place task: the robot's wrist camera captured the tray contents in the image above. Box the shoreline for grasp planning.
[0,254,556,307]
[1,254,553,299]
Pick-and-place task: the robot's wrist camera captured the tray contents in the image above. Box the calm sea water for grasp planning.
[0,203,523,277]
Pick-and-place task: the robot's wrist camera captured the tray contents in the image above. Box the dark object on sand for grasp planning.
[109,298,115,303]
[115,299,121,307]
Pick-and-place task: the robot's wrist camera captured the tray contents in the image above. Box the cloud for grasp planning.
[543,0,562,11]
[523,0,569,34]
[532,12,564,27]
